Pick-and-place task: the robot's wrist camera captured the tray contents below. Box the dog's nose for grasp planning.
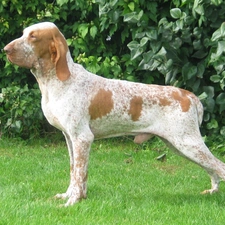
[3,44,13,54]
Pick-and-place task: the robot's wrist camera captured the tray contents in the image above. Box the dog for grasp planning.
[4,22,225,206]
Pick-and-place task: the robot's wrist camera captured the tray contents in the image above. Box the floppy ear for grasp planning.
[50,33,70,81]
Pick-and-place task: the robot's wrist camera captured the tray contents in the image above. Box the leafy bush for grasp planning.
[0,84,46,138]
[0,0,224,139]
[94,0,225,136]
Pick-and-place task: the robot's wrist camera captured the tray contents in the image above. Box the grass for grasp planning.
[0,136,225,225]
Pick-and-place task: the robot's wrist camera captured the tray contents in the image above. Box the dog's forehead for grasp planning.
[23,22,57,35]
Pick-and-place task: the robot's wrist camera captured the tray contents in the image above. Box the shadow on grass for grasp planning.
[150,190,225,206]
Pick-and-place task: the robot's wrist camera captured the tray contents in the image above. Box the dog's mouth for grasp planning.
[6,54,13,63]
[5,54,16,65]
[4,47,17,63]
[6,54,33,69]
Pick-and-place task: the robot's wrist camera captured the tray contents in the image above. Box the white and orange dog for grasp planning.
[4,22,225,206]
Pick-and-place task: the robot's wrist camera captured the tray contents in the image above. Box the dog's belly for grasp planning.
[89,114,153,139]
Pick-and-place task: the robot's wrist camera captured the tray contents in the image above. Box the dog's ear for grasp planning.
[50,32,70,81]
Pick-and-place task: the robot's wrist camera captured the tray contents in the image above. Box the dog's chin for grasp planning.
[7,56,33,69]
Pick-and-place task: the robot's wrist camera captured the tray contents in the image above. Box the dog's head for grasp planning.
[4,22,70,81]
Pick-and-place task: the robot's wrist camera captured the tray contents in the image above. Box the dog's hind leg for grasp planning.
[160,133,225,194]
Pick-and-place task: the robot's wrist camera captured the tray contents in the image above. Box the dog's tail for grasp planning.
[195,98,204,126]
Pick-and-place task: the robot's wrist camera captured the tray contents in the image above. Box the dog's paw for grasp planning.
[201,188,219,195]
[54,185,74,200]
[55,188,86,206]
[64,196,82,207]
[54,193,68,200]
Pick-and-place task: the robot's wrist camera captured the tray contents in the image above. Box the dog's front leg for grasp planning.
[55,132,75,200]
[64,130,94,207]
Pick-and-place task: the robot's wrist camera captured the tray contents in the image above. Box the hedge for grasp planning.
[0,0,225,139]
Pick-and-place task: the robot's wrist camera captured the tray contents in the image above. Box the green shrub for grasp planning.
[0,0,224,139]
[94,0,225,136]
[0,84,45,138]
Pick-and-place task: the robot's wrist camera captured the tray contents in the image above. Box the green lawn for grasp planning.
[0,137,225,225]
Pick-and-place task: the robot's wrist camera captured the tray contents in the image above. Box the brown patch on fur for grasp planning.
[172,90,191,112]
[128,96,143,121]
[89,89,114,120]
[158,97,172,107]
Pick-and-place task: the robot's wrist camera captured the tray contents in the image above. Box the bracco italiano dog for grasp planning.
[4,22,225,206]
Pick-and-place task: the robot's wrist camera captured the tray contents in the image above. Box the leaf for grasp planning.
[187,66,197,79]
[146,29,157,40]
[197,63,205,78]
[182,63,197,80]
[124,10,143,23]
[192,50,208,59]
[207,118,218,129]
[144,50,154,61]
[13,120,22,132]
[56,0,69,6]
[78,24,89,39]
[127,41,139,51]
[155,47,167,57]
[130,47,143,60]
[126,75,135,81]
[87,61,101,74]
[147,2,157,22]
[135,32,146,39]
[198,92,208,100]
[90,26,98,39]
[216,93,225,104]
[112,10,120,22]
[124,12,136,22]
[137,10,144,20]
[205,97,215,113]
[211,22,225,41]
[210,75,221,83]
[128,2,135,11]
[219,104,225,113]
[165,67,177,85]
[175,19,184,30]
[149,47,167,70]
[138,51,154,70]
[203,86,215,98]
[66,38,73,46]
[211,0,223,6]
[109,0,118,7]
[45,11,52,17]
[220,126,225,136]
[170,8,182,19]
[150,41,161,53]
[140,37,148,47]
[170,37,182,49]
[216,41,225,56]
[194,4,204,16]
[128,38,148,60]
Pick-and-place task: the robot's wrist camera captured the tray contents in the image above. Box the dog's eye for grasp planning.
[29,32,36,40]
